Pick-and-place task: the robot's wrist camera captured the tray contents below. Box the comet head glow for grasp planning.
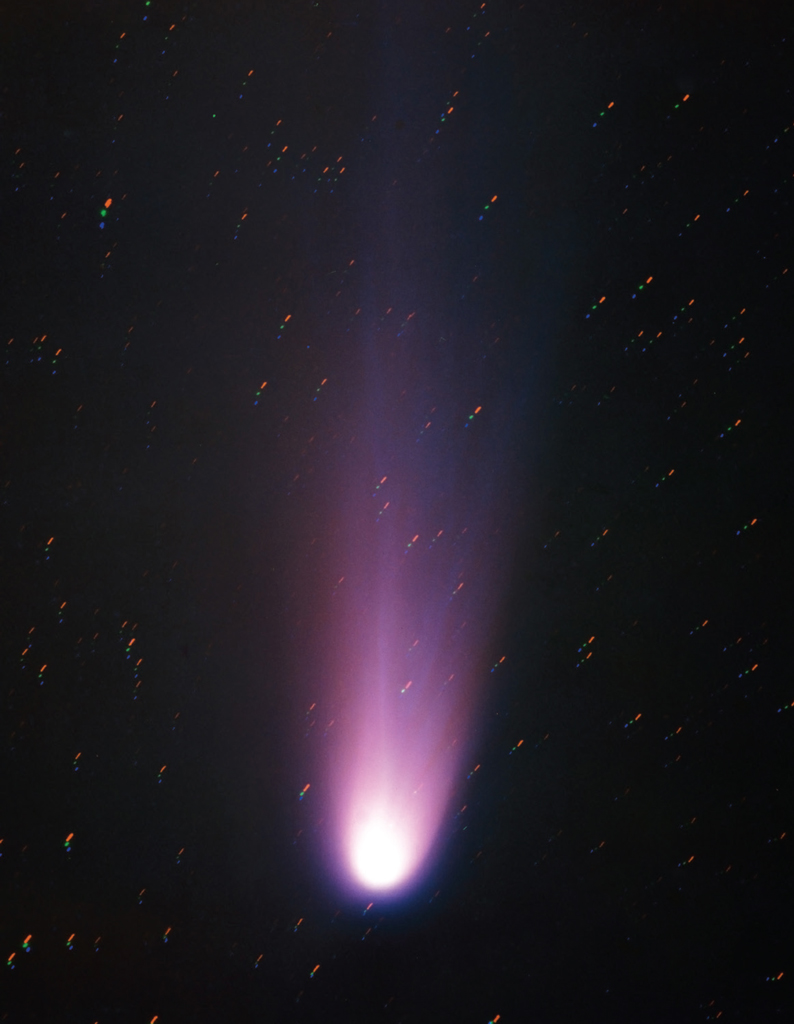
[350,809,412,890]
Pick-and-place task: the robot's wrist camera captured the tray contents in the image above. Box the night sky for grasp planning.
[2,2,792,1022]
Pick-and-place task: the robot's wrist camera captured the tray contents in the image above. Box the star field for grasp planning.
[1,2,792,1021]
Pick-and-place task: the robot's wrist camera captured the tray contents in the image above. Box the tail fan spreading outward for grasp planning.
[322,288,526,896]
[307,6,536,898]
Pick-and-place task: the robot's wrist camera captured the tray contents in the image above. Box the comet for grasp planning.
[322,313,519,898]
[313,11,532,896]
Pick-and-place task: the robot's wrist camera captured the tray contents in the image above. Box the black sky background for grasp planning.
[2,2,793,1021]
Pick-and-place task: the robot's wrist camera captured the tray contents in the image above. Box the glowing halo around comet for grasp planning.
[349,810,413,890]
[333,667,455,897]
